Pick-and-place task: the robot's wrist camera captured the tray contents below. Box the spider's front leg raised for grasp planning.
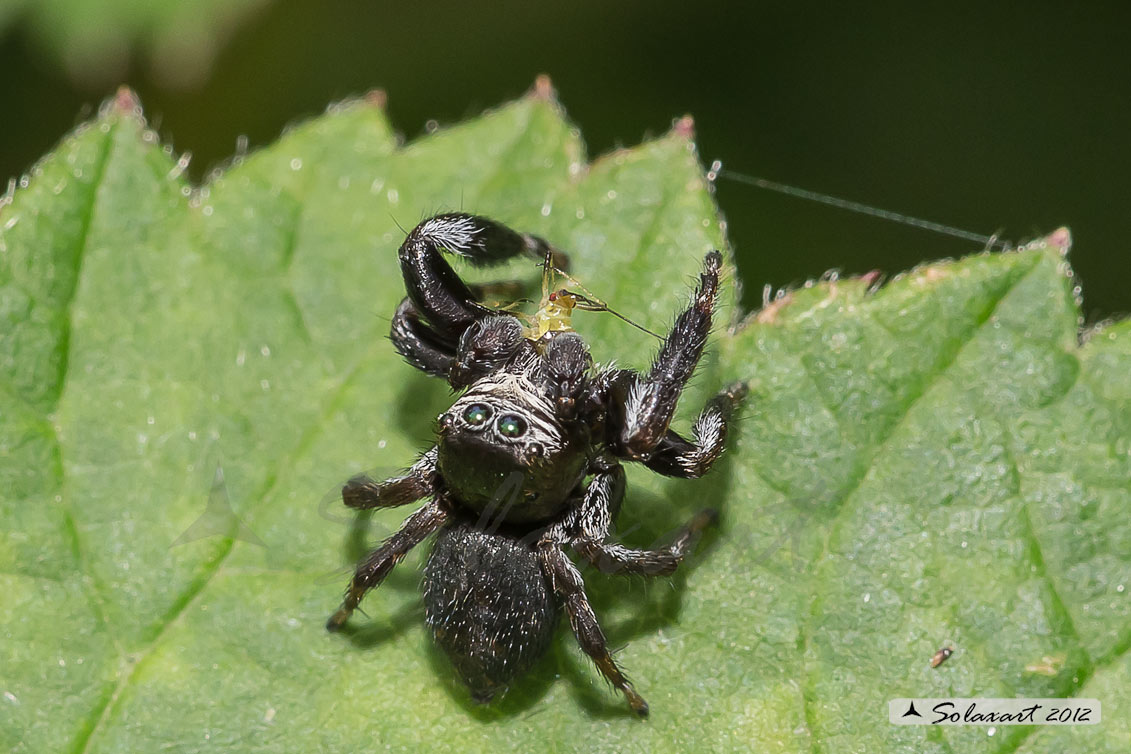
[390,298,455,378]
[398,213,556,347]
[612,251,723,461]
[643,381,748,479]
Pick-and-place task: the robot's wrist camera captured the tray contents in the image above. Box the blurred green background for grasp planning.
[2,1,1128,318]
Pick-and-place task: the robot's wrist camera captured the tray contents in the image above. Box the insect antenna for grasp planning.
[540,252,664,340]
[526,246,664,340]
[566,291,664,340]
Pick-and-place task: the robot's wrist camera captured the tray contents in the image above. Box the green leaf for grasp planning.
[1,88,1127,753]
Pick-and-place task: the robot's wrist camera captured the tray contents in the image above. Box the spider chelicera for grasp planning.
[326,212,746,716]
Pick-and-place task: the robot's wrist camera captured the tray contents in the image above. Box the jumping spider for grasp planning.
[326,212,746,716]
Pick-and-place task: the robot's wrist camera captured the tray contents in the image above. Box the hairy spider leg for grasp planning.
[549,461,625,541]
[391,213,570,383]
[643,381,748,479]
[554,463,719,575]
[573,508,719,576]
[537,542,650,717]
[540,331,592,416]
[395,300,533,388]
[450,315,530,389]
[342,447,438,510]
[398,213,557,347]
[615,251,722,460]
[391,298,456,378]
[326,499,449,631]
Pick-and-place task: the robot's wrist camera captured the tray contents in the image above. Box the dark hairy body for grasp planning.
[326,213,746,716]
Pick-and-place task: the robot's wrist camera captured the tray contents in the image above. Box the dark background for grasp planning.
[3,1,1128,319]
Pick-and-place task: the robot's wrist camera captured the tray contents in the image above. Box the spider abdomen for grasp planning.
[423,519,559,703]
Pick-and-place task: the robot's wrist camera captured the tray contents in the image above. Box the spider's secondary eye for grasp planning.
[496,414,528,438]
[462,403,492,427]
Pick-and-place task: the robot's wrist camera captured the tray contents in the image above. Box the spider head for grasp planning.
[437,378,586,522]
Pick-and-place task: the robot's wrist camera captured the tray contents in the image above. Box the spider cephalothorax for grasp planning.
[327,213,746,716]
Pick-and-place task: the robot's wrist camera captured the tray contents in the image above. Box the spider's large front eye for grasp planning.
[462,403,492,427]
[496,414,528,439]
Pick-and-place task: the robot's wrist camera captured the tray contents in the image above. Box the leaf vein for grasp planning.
[72,339,384,752]
[53,122,121,654]
[797,255,1041,746]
